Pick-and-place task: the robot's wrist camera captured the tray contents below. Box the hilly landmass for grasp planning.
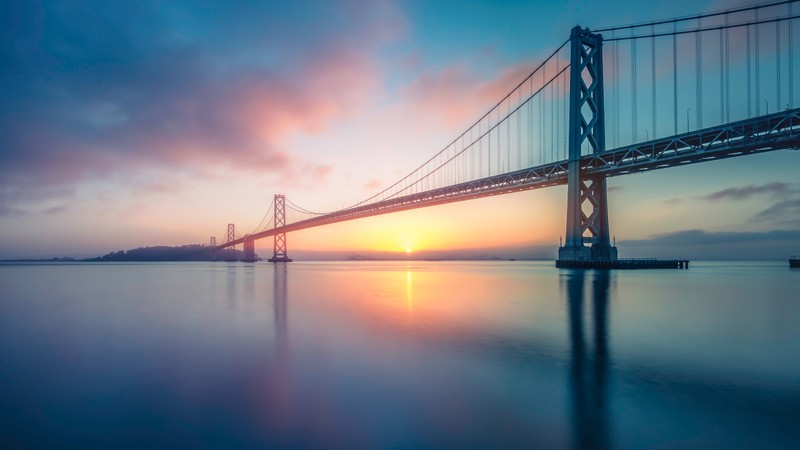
[1,245,246,262]
[89,245,244,261]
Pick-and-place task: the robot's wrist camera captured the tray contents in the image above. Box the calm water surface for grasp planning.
[1,261,798,448]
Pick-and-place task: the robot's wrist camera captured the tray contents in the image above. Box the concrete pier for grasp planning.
[556,259,689,269]
[242,236,257,263]
[268,256,292,263]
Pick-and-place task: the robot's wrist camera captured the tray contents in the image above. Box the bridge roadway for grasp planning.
[217,108,800,250]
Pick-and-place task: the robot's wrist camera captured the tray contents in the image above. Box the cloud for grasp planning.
[363,179,382,191]
[398,61,538,129]
[0,205,23,218]
[699,182,796,201]
[44,205,68,216]
[638,229,800,245]
[752,199,800,227]
[696,182,800,226]
[0,0,405,210]
[621,228,800,259]
[661,182,800,227]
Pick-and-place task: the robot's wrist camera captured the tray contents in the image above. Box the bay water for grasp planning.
[1,261,798,448]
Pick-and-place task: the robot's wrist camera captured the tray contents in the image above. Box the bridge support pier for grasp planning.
[558,26,617,264]
[268,194,293,263]
[242,235,257,262]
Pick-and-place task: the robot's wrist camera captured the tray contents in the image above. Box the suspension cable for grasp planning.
[605,15,800,41]
[595,0,797,33]
[248,198,275,235]
[285,198,324,215]
[378,64,572,203]
[345,38,570,210]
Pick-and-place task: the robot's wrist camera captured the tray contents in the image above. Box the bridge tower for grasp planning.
[558,26,618,263]
[268,194,292,263]
[226,223,237,261]
[210,236,217,261]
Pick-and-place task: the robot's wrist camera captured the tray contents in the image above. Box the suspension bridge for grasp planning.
[211,1,800,265]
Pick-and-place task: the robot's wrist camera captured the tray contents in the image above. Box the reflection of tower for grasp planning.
[565,270,611,450]
[274,264,288,356]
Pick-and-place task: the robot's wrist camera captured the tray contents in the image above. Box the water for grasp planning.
[0,261,798,448]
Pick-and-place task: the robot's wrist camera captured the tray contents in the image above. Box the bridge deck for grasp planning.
[217,108,800,250]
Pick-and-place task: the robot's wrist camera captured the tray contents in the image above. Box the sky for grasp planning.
[1,0,798,260]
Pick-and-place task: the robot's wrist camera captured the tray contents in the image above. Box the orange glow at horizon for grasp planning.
[252,190,565,255]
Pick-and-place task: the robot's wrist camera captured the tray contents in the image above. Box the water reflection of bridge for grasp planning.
[566,270,611,450]
[273,264,288,356]
[264,264,798,448]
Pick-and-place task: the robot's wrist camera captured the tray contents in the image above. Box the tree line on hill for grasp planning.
[89,245,246,262]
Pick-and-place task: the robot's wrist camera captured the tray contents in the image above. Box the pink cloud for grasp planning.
[0,0,406,217]
[239,49,380,144]
[363,179,382,191]
[394,55,568,134]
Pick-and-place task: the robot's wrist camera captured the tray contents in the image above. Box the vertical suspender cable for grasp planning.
[756,8,761,115]
[696,19,702,129]
[673,22,678,135]
[506,100,510,173]
[479,120,483,177]
[551,66,556,162]
[719,27,724,124]
[747,24,752,116]
[725,13,731,122]
[652,25,657,139]
[553,74,561,159]
[506,98,510,171]
[777,21,781,110]
[790,2,794,108]
[553,71,558,161]
[529,76,533,166]
[470,127,474,181]
[563,63,568,158]
[541,70,545,164]
[606,36,619,147]
[518,87,522,168]
[488,110,492,176]
[461,129,465,183]
[615,34,621,147]
[632,33,638,142]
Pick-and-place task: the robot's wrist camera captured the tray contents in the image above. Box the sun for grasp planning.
[404,248,412,254]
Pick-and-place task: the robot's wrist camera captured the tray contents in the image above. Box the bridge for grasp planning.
[211,1,800,264]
